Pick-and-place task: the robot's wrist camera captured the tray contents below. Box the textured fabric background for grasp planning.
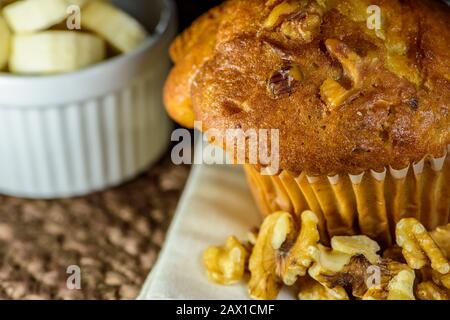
[0,154,190,300]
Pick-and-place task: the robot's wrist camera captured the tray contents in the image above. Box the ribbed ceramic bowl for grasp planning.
[0,0,177,198]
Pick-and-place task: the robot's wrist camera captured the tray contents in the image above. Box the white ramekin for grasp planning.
[0,0,177,198]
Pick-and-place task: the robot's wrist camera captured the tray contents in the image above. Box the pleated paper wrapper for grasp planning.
[244,145,450,247]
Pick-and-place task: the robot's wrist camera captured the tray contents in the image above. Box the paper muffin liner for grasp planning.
[244,145,450,247]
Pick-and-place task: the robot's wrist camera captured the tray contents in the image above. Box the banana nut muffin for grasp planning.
[164,0,450,246]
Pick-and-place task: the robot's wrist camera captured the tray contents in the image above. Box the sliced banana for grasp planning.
[10,31,106,74]
[65,0,107,8]
[0,15,10,70]
[3,0,69,33]
[81,1,147,53]
[66,0,89,6]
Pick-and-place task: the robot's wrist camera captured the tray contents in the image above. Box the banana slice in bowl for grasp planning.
[65,0,94,7]
[81,1,147,53]
[3,0,68,33]
[0,15,10,70]
[9,31,105,74]
[65,0,107,7]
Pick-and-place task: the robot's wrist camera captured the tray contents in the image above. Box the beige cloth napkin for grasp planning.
[138,152,295,300]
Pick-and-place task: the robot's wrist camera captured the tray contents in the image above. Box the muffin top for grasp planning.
[164,0,450,175]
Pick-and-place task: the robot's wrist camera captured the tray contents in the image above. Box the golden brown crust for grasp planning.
[165,0,450,175]
[164,4,226,128]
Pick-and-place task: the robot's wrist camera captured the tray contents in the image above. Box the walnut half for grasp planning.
[396,218,450,274]
[248,212,289,300]
[308,236,411,299]
[249,210,321,298]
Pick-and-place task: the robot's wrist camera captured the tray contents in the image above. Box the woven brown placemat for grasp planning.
[0,153,190,300]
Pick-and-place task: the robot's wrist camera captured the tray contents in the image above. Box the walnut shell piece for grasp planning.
[203,236,249,285]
